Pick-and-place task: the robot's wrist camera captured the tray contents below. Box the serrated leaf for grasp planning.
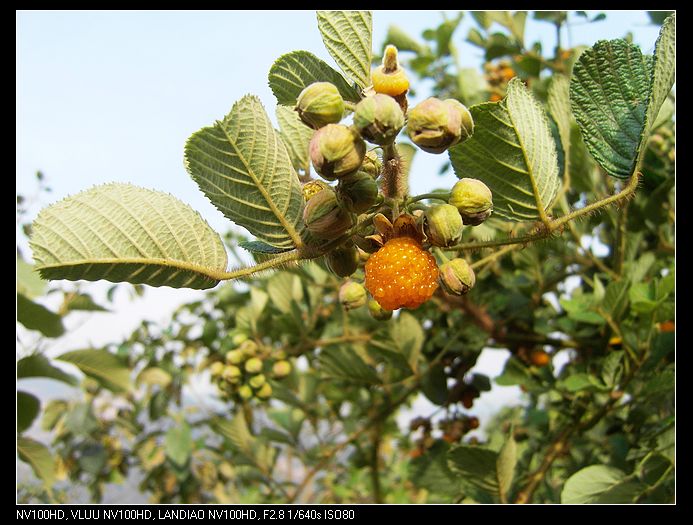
[30,183,227,289]
[17,354,78,386]
[645,14,675,135]
[496,433,518,500]
[268,51,361,105]
[449,78,560,221]
[165,422,192,467]
[570,40,652,179]
[17,255,46,299]
[17,391,40,433]
[601,351,624,388]
[318,346,380,384]
[548,74,572,175]
[56,349,131,392]
[17,437,55,489]
[185,95,304,250]
[561,465,644,503]
[448,445,499,494]
[317,11,373,89]
[276,105,314,176]
[16,293,65,338]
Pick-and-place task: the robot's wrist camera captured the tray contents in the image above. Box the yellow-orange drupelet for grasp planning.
[365,237,439,311]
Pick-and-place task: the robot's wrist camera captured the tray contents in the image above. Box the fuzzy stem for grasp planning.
[381,143,406,201]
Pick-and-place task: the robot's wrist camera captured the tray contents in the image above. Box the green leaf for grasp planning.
[268,51,361,106]
[547,74,572,175]
[646,15,675,133]
[561,465,644,503]
[30,183,227,290]
[648,11,674,25]
[495,356,540,391]
[16,293,65,338]
[318,346,380,384]
[457,68,488,106]
[601,351,624,388]
[448,445,499,494]
[570,40,652,178]
[165,422,193,467]
[449,78,560,221]
[239,240,292,255]
[77,443,107,475]
[602,280,630,319]
[17,255,46,299]
[17,354,78,386]
[496,433,518,500]
[410,441,460,498]
[276,105,314,176]
[385,25,426,54]
[558,373,607,392]
[64,403,98,436]
[136,367,172,388]
[317,11,373,89]
[267,272,303,315]
[17,391,40,433]
[390,312,424,372]
[421,364,448,405]
[17,437,55,489]
[185,95,304,250]
[41,400,68,431]
[56,349,131,392]
[63,293,110,312]
[212,412,254,457]
[629,282,658,313]
[651,96,674,131]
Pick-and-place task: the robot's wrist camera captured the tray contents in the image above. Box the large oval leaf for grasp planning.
[17,437,55,489]
[317,11,373,89]
[268,51,361,106]
[30,183,228,289]
[276,105,314,177]
[449,78,560,221]
[56,349,131,392]
[17,354,78,386]
[184,95,304,250]
[561,465,645,503]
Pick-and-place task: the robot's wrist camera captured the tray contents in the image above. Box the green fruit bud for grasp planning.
[439,258,476,296]
[303,187,353,240]
[326,243,359,277]
[222,365,242,383]
[338,281,367,310]
[248,374,266,389]
[406,98,474,154]
[310,124,366,180]
[239,340,258,357]
[225,349,244,365]
[360,150,382,178]
[424,203,464,247]
[368,299,393,321]
[274,350,287,360]
[272,360,292,378]
[245,357,263,374]
[209,361,225,376]
[449,178,493,226]
[256,383,273,399]
[337,172,378,214]
[353,94,405,145]
[238,385,253,400]
[231,333,248,346]
[295,82,345,129]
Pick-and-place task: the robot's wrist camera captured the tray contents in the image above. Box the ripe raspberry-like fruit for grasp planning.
[365,236,439,310]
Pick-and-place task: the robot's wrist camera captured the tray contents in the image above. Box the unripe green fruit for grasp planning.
[338,281,367,310]
[303,188,353,240]
[337,172,378,214]
[239,340,259,357]
[222,365,242,383]
[295,82,345,129]
[424,203,464,247]
[439,258,476,296]
[209,361,225,376]
[238,385,253,400]
[245,357,263,374]
[272,360,292,378]
[368,299,393,321]
[225,349,244,365]
[353,94,405,145]
[310,124,366,180]
[326,244,359,277]
[231,333,248,345]
[274,350,287,360]
[449,178,493,226]
[407,98,474,154]
[256,382,273,399]
[248,374,266,389]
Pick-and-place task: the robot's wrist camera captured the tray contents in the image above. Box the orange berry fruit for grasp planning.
[489,92,503,102]
[658,320,675,333]
[365,237,439,311]
[529,349,550,367]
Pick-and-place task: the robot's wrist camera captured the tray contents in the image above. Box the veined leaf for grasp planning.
[496,433,518,500]
[239,240,293,255]
[17,354,78,386]
[448,445,499,494]
[17,437,55,489]
[268,51,361,105]
[30,183,227,290]
[571,40,652,179]
[561,465,644,503]
[646,14,675,134]
[213,412,254,458]
[317,11,373,89]
[17,391,40,433]
[548,74,572,176]
[16,293,65,338]
[276,105,314,176]
[185,95,304,250]
[56,349,131,392]
[449,78,560,221]
[318,345,380,384]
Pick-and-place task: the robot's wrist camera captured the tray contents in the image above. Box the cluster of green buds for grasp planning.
[209,338,292,403]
